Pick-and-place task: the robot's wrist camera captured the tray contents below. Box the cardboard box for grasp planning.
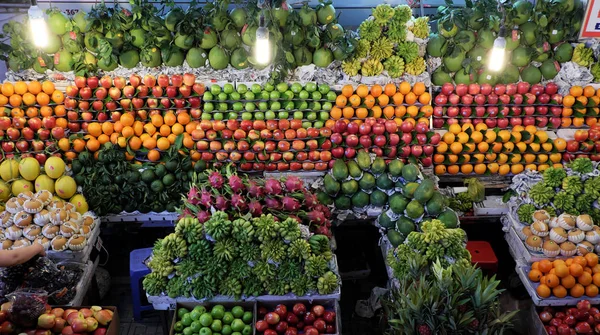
[170,301,256,335]
[54,306,119,335]
[257,299,341,335]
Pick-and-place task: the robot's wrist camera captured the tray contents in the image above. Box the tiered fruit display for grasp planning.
[3,0,353,79]
[34,306,114,335]
[343,4,429,78]
[528,254,600,299]
[331,83,431,121]
[536,300,600,334]
[173,305,253,335]
[143,212,339,298]
[429,0,583,85]
[512,158,600,222]
[0,81,70,162]
[563,125,600,162]
[255,302,337,335]
[559,85,600,129]
[63,73,204,162]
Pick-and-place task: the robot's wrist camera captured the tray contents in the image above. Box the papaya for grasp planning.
[332,160,349,181]
[347,161,362,178]
[376,174,393,190]
[406,200,425,219]
[396,217,416,236]
[414,179,435,204]
[388,160,404,177]
[371,157,386,175]
[438,208,459,228]
[334,196,352,210]
[389,194,410,214]
[359,173,376,190]
[370,190,388,207]
[317,191,333,205]
[426,193,446,216]
[378,212,395,229]
[387,230,405,247]
[357,151,371,171]
[402,164,419,182]
[351,191,369,208]
[324,174,340,196]
[341,180,359,195]
[402,182,419,198]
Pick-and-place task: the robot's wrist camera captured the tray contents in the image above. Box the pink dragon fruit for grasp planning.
[199,190,213,208]
[248,181,264,198]
[209,171,224,188]
[303,191,319,209]
[214,195,229,211]
[264,197,281,209]
[197,211,211,223]
[284,176,304,193]
[313,204,331,218]
[315,225,331,237]
[249,200,263,217]
[229,175,245,193]
[307,210,327,224]
[231,193,247,211]
[264,178,283,196]
[187,186,200,205]
[282,196,301,211]
[178,209,192,221]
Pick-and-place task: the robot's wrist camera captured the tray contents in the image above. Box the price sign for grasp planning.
[581,0,600,38]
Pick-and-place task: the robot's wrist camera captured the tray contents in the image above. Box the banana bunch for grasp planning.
[213,237,237,262]
[570,158,594,174]
[563,176,583,195]
[243,276,264,297]
[288,239,312,259]
[355,40,370,58]
[305,255,328,277]
[372,4,395,25]
[192,276,216,300]
[384,56,405,78]
[161,234,188,259]
[142,272,168,296]
[253,260,276,282]
[202,258,228,282]
[278,260,302,281]
[370,38,394,61]
[405,57,426,75]
[291,276,314,296]
[204,212,232,240]
[342,58,361,76]
[517,204,536,225]
[317,271,339,294]
[253,214,280,242]
[543,167,567,188]
[260,240,287,262]
[361,58,384,76]
[237,242,260,262]
[167,276,190,298]
[409,16,430,39]
[148,252,175,276]
[309,234,330,255]
[397,41,419,63]
[232,218,255,243]
[573,44,594,67]
[266,278,290,296]
[220,277,243,298]
[529,182,554,206]
[175,258,201,278]
[188,239,212,262]
[279,218,301,241]
[230,259,252,280]
[175,217,203,244]
[359,19,381,42]
[388,20,407,43]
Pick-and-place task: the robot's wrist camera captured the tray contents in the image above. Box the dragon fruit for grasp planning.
[282,196,301,211]
[178,208,192,220]
[265,197,281,209]
[307,210,327,224]
[214,195,229,211]
[229,175,245,193]
[197,210,211,223]
[231,193,247,211]
[315,225,331,237]
[199,190,213,208]
[187,186,201,205]
[313,204,331,218]
[248,181,264,198]
[249,200,263,217]
[264,178,283,196]
[284,176,304,193]
[303,191,319,209]
[209,171,224,188]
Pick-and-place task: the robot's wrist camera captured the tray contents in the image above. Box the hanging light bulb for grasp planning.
[28,0,48,48]
[488,3,506,72]
[255,15,271,65]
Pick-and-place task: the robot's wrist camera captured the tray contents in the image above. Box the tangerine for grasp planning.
[147,149,161,162]
[27,81,42,95]
[561,275,576,289]
[370,84,382,97]
[14,81,27,95]
[545,274,560,288]
[536,284,551,298]
[571,283,585,298]
[399,82,411,95]
[341,85,354,98]
[552,285,568,298]
[41,81,55,95]
[392,93,404,105]
[570,263,584,277]
[384,83,396,96]
[335,95,347,107]
[539,260,553,273]
[356,85,369,98]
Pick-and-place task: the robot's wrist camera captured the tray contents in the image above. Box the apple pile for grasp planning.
[255,303,336,335]
[563,126,600,162]
[432,82,563,130]
[64,74,204,133]
[328,118,438,167]
[538,300,600,335]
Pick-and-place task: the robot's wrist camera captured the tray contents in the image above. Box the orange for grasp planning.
[8,94,22,107]
[86,122,101,137]
[566,259,574,266]
[584,86,596,97]
[143,137,157,150]
[420,105,433,117]
[539,260,553,273]
[149,114,164,128]
[384,83,396,96]
[474,164,486,174]
[157,137,170,150]
[404,92,417,105]
[399,82,411,95]
[579,272,593,286]
[97,134,110,144]
[171,123,184,135]
[22,92,36,106]
[183,135,194,149]
[436,142,448,153]
[349,94,361,107]
[562,275,576,289]
[133,121,144,136]
[412,82,425,96]
[342,107,354,119]
[594,264,600,274]
[447,154,459,164]
[554,138,567,151]
[472,154,485,163]
[563,95,575,107]
[120,113,135,127]
[485,130,497,143]
[86,137,100,152]
[511,164,524,175]
[160,125,171,137]
[167,134,177,144]
[14,81,27,95]
[570,86,583,97]
[594,273,600,286]
[446,165,459,174]
[463,143,476,153]
[1,83,14,97]
[456,132,469,144]
[552,285,568,298]
[561,118,572,127]
[585,267,593,274]
[36,92,50,106]
[536,284,551,298]
[433,154,445,164]
[498,164,510,175]
[364,95,375,108]
[434,165,447,175]
[370,84,382,98]
[177,112,191,125]
[129,136,142,150]
[450,142,463,154]
[448,123,462,135]
[477,142,489,152]
[487,163,499,174]
[585,253,599,267]
[570,263,584,277]
[392,93,404,105]
[58,138,71,151]
[378,94,389,107]
[356,85,369,98]
[355,107,368,119]
[147,149,161,162]
[418,92,431,104]
[383,106,395,119]
[470,131,483,143]
[545,274,560,288]
[164,112,177,126]
[371,106,382,118]
[27,81,42,95]
[555,264,569,278]
[335,95,347,107]
[341,85,353,98]
[122,126,134,138]
[459,164,473,174]
[0,94,7,106]
[51,90,64,104]
[587,284,599,297]
[42,81,55,95]
[25,107,38,118]
[406,105,418,117]
[571,283,585,298]
[574,256,588,268]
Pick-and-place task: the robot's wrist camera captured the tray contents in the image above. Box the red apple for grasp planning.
[129,74,141,87]
[157,74,169,88]
[441,83,454,95]
[87,76,99,89]
[171,74,183,87]
[143,75,156,87]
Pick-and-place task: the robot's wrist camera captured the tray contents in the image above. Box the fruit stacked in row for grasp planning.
[33,306,114,335]
[431,83,564,130]
[4,0,350,76]
[328,118,437,166]
[434,123,565,176]
[537,300,600,335]
[143,212,339,299]
[331,83,431,121]
[63,73,203,162]
[513,158,600,221]
[255,303,336,335]
[560,127,600,162]
[559,85,600,129]
[321,157,458,236]
[0,81,70,159]
[342,4,429,78]
[203,83,334,127]
[429,0,582,85]
[528,254,600,299]
[0,157,82,205]
[173,305,253,335]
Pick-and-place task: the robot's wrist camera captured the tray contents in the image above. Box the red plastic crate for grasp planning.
[466,241,498,273]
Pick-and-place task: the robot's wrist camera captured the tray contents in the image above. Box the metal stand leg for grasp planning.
[160,310,171,335]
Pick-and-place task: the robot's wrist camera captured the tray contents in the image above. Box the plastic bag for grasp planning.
[465,178,485,203]
[7,289,48,328]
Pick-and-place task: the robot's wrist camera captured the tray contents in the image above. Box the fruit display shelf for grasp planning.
[257,299,342,335]
[68,259,97,306]
[169,301,257,335]
[101,211,179,224]
[516,265,600,306]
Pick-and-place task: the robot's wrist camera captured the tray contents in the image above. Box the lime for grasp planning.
[251,84,262,94]
[163,174,176,186]
[260,91,270,100]
[283,90,294,100]
[218,92,228,101]
[244,102,255,112]
[200,313,213,327]
[191,321,202,332]
[204,102,215,112]
[231,306,244,319]
[297,101,308,109]
[265,111,276,120]
[223,83,234,94]
[199,327,213,335]
[181,314,193,327]
[204,92,214,100]
[222,312,234,325]
[211,306,225,319]
[233,102,243,111]
[241,311,252,324]
[218,102,228,111]
[221,325,233,335]
[230,92,241,100]
[305,82,317,92]
[210,85,221,95]
[258,102,268,111]
[264,82,275,92]
[183,327,193,335]
[293,111,303,119]
[299,90,309,99]
[320,111,330,121]
[291,83,302,93]
[211,319,223,332]
[214,112,224,120]
[190,310,201,321]
[241,112,252,120]
[231,319,245,332]
[237,84,248,94]
[242,325,251,335]
[302,121,312,129]
[312,102,322,110]
[314,121,324,128]
[327,91,337,101]
[322,102,332,111]
[202,113,212,120]
[311,91,322,100]
[254,111,265,120]
[227,112,238,120]
[270,101,281,110]
[278,111,289,119]
[306,112,317,120]
[193,306,207,314]
[244,91,255,100]
[277,82,289,92]
[142,170,157,183]
[318,84,330,94]
[155,164,167,177]
[174,321,184,332]
[151,180,164,192]
[284,101,295,110]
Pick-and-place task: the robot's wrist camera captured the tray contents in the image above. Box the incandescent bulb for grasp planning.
[488,37,506,72]
[28,5,48,48]
[255,26,271,65]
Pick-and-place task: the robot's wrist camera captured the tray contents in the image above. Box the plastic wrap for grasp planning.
[7,289,48,328]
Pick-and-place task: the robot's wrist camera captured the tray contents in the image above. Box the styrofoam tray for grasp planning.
[46,222,101,263]
[507,225,572,263]
[517,265,600,306]
[474,196,509,216]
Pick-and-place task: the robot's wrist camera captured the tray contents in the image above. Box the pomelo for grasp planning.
[55,176,77,199]
[69,194,89,214]
[44,156,66,179]
[0,159,19,182]
[11,179,33,196]
[19,157,40,181]
[35,174,55,193]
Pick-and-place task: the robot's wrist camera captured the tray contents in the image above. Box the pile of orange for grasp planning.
[562,85,600,128]
[434,124,565,175]
[529,254,600,299]
[330,82,432,121]
[0,81,65,121]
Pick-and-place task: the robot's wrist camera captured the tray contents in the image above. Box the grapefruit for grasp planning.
[0,159,19,182]
[55,176,77,199]
[0,180,10,202]
[44,157,66,179]
[11,179,33,196]
[69,194,89,214]
[35,175,55,193]
[19,157,40,181]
